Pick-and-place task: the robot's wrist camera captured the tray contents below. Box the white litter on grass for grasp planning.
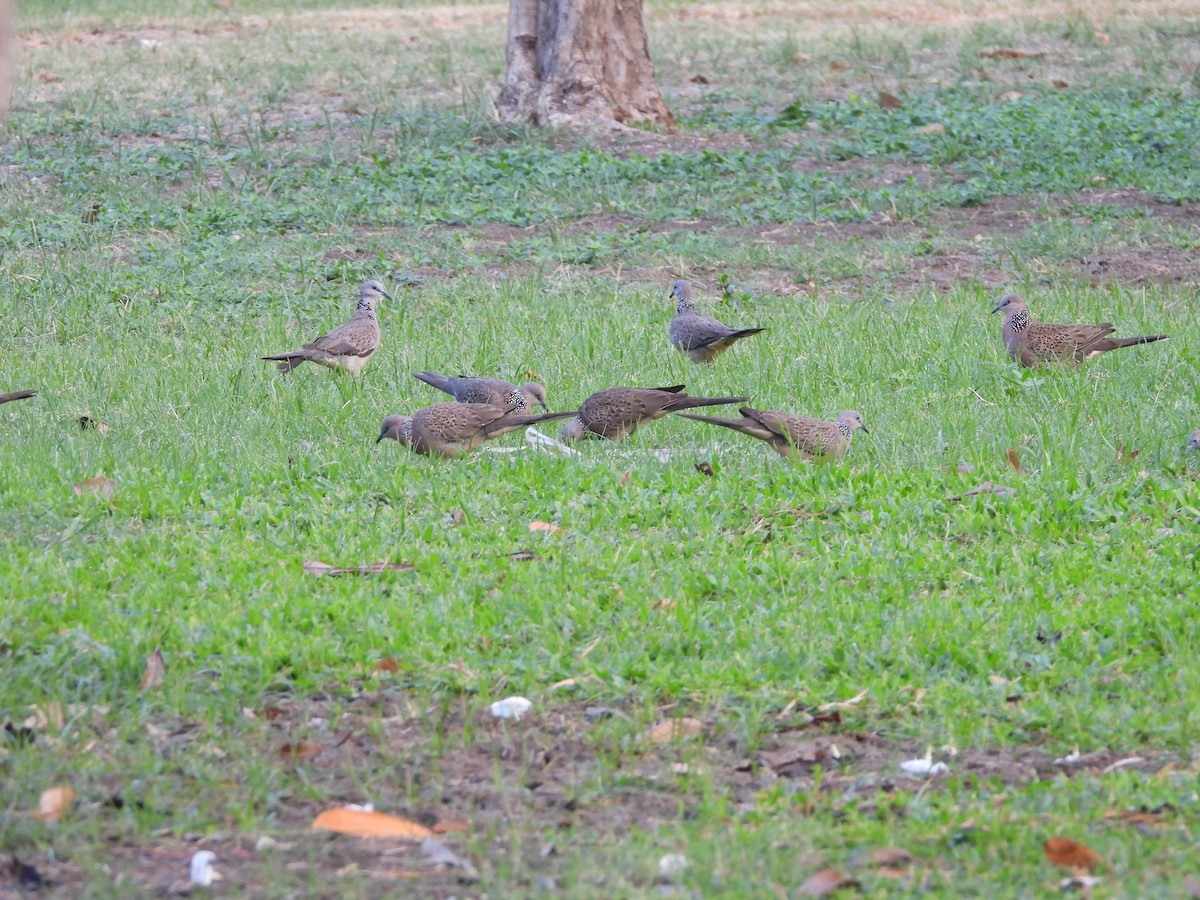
[139,39,162,48]
[900,751,949,777]
[1059,875,1103,891]
[525,427,580,456]
[657,853,688,880]
[1054,746,1083,766]
[189,851,219,888]
[345,802,374,812]
[490,696,533,720]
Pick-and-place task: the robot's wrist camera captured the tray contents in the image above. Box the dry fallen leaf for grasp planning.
[1005,448,1028,476]
[619,470,630,486]
[312,808,434,839]
[695,461,715,477]
[1052,78,1070,89]
[37,71,63,83]
[918,122,947,135]
[878,91,903,109]
[829,59,847,71]
[528,521,565,534]
[140,649,165,691]
[36,785,75,822]
[797,868,860,896]
[279,742,320,759]
[1044,836,1102,870]
[302,560,415,577]
[431,818,470,835]
[819,688,868,711]
[74,477,116,498]
[374,658,400,673]
[981,47,1044,59]
[1116,442,1139,463]
[863,846,912,868]
[761,739,842,775]
[996,90,1025,103]
[689,73,711,85]
[646,717,703,744]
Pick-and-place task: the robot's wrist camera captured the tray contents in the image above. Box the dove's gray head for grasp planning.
[376,414,412,445]
[991,293,1026,315]
[560,416,591,443]
[837,410,869,435]
[670,280,694,313]
[520,382,549,411]
[358,280,392,312]
[1188,429,1200,452]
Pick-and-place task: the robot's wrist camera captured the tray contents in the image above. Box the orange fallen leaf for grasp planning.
[1116,443,1139,463]
[646,717,703,744]
[829,60,847,71]
[140,649,165,690]
[312,808,434,839]
[432,818,470,835]
[619,471,630,486]
[36,785,75,822]
[279,742,320,759]
[374,658,399,673]
[1051,78,1069,89]
[528,521,564,534]
[981,47,1044,59]
[74,477,116,498]
[878,91,903,109]
[1005,448,1028,476]
[797,868,860,895]
[1044,836,1102,870]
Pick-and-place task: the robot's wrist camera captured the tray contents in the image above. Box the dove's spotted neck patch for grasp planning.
[505,388,527,410]
[1009,309,1030,333]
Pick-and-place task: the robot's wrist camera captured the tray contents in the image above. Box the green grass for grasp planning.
[3,0,1200,895]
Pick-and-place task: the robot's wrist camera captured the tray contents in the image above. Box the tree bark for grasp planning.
[497,0,675,131]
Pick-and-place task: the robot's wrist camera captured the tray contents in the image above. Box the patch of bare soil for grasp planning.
[1075,248,1200,286]
[5,691,1184,896]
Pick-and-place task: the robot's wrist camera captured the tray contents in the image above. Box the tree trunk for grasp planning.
[497,0,675,131]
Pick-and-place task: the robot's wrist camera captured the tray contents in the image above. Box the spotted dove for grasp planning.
[0,390,36,404]
[679,407,868,460]
[376,402,575,458]
[413,372,548,412]
[1188,430,1200,453]
[560,385,749,442]
[668,280,765,363]
[991,293,1166,367]
[263,280,390,375]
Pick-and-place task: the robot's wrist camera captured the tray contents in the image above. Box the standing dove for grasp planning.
[263,280,390,375]
[413,372,548,412]
[668,280,765,363]
[679,407,868,460]
[0,390,36,404]
[1188,430,1200,453]
[560,385,749,442]
[991,293,1166,367]
[377,402,575,458]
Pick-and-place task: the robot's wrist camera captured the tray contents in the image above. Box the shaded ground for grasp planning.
[4,690,1185,896]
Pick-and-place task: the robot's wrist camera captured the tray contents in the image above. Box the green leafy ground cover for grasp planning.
[2,1,1199,895]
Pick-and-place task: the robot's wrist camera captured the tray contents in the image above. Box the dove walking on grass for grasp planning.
[377,403,575,458]
[263,280,390,376]
[413,372,548,412]
[0,390,36,404]
[668,280,765,363]
[679,407,868,460]
[991,293,1166,368]
[560,385,749,442]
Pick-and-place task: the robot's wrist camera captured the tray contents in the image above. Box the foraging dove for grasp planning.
[0,390,36,404]
[668,280,765,363]
[413,371,548,412]
[1188,430,1200,452]
[560,385,749,442]
[377,402,575,458]
[991,293,1166,367]
[679,407,868,460]
[263,280,390,375]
